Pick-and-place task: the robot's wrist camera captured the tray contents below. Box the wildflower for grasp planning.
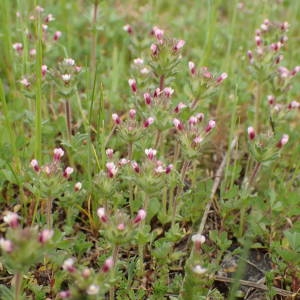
[102,257,114,272]
[62,258,76,273]
[205,120,216,133]
[58,290,71,299]
[123,24,133,34]
[97,207,108,223]
[53,147,64,161]
[106,162,118,178]
[61,74,71,83]
[128,78,137,93]
[12,42,23,53]
[74,182,82,192]
[189,116,198,126]
[143,117,154,128]
[288,100,300,109]
[3,212,19,228]
[247,50,254,64]
[255,35,262,47]
[45,14,55,22]
[42,24,48,32]
[131,161,140,173]
[163,87,174,97]
[117,223,125,230]
[188,61,196,75]
[191,233,206,250]
[53,31,62,41]
[35,5,44,12]
[153,87,161,97]
[144,93,152,105]
[155,165,165,173]
[63,167,74,178]
[173,118,184,131]
[196,113,204,122]
[119,158,130,166]
[64,58,75,66]
[38,229,54,244]
[192,265,207,275]
[247,126,256,140]
[30,159,40,172]
[141,67,150,74]
[280,21,289,31]
[276,134,289,148]
[86,284,99,295]
[150,43,159,56]
[133,58,144,65]
[0,238,13,253]
[106,148,114,159]
[173,39,185,51]
[216,72,228,84]
[165,164,173,174]
[41,65,48,76]
[82,268,91,278]
[145,148,157,160]
[29,48,36,56]
[174,102,187,113]
[112,113,121,125]
[20,78,30,88]
[133,209,146,224]
[267,95,275,105]
[129,109,136,119]
[193,136,203,144]
[291,66,300,76]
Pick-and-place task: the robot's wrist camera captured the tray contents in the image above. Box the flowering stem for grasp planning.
[14,272,22,300]
[65,99,72,141]
[46,199,53,229]
[249,161,261,187]
[109,245,119,300]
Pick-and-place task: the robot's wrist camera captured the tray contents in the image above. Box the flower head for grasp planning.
[39,229,54,244]
[247,126,256,140]
[3,212,19,228]
[106,162,118,178]
[133,209,146,224]
[97,207,108,223]
[63,167,74,178]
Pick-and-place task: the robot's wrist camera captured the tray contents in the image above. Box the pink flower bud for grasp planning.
[191,233,206,250]
[173,118,184,131]
[150,43,159,56]
[82,268,91,278]
[86,284,99,295]
[74,182,82,192]
[128,78,137,93]
[205,120,216,133]
[276,134,289,148]
[247,126,255,140]
[30,48,36,56]
[193,136,203,144]
[188,61,196,75]
[133,58,144,65]
[53,148,64,161]
[20,78,30,88]
[174,102,187,113]
[63,167,74,178]
[106,148,114,159]
[145,148,157,160]
[41,65,48,76]
[165,164,173,174]
[45,14,55,23]
[163,87,174,98]
[30,159,40,172]
[280,21,289,31]
[102,257,114,272]
[131,161,140,173]
[133,209,146,224]
[216,73,228,84]
[117,223,125,231]
[255,35,262,47]
[3,212,19,228]
[173,39,185,51]
[97,207,108,223]
[196,113,204,122]
[106,162,118,178]
[12,43,23,53]
[119,158,130,166]
[0,238,13,253]
[189,116,198,126]
[152,26,164,41]
[123,24,133,34]
[58,290,71,299]
[143,117,154,128]
[129,109,136,119]
[288,101,300,109]
[144,93,152,105]
[62,258,76,273]
[112,113,121,125]
[53,31,62,41]
[247,50,254,64]
[39,229,54,244]
[267,95,275,105]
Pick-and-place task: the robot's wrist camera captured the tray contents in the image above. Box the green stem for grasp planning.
[35,13,43,162]
[109,245,119,300]
[14,272,22,300]
[46,198,53,229]
[65,99,72,141]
